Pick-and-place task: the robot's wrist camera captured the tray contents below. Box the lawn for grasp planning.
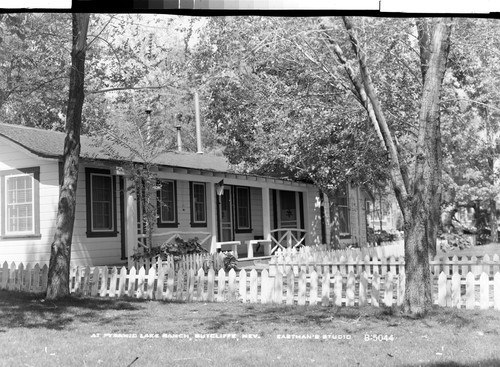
[1,290,500,367]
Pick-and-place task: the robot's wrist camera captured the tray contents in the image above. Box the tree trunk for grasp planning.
[490,199,498,243]
[403,18,452,315]
[46,14,90,300]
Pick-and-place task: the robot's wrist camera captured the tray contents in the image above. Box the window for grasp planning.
[330,183,350,236]
[235,186,252,232]
[157,180,178,228]
[280,190,297,228]
[86,168,117,237]
[1,167,40,238]
[190,182,207,227]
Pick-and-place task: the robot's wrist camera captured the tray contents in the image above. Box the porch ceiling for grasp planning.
[158,166,314,189]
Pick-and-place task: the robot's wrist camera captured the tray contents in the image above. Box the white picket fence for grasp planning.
[1,261,500,310]
[273,242,406,261]
[270,253,500,277]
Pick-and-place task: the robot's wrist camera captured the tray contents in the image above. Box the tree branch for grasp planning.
[342,16,411,205]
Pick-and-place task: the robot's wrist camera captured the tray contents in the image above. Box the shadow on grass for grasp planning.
[404,359,500,367]
[0,289,151,331]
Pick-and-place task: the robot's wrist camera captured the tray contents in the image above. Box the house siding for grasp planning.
[233,187,264,251]
[323,185,369,248]
[72,163,123,266]
[306,187,323,246]
[0,137,59,266]
[0,139,126,267]
[0,134,327,266]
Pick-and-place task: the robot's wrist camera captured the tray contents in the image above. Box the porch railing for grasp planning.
[270,228,307,254]
[137,231,212,249]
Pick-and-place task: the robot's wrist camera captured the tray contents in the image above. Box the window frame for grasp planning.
[0,167,40,239]
[189,181,207,227]
[85,167,117,238]
[157,179,178,228]
[235,186,252,233]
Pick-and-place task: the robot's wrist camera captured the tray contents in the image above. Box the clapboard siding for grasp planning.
[1,136,326,267]
[250,187,263,235]
[70,163,123,266]
[234,187,264,245]
[0,139,125,267]
[0,136,60,266]
[306,187,323,246]
[323,185,369,247]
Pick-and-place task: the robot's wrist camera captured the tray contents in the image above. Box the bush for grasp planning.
[439,233,471,252]
[367,228,398,246]
[131,237,207,262]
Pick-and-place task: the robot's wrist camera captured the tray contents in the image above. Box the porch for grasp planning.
[128,228,308,269]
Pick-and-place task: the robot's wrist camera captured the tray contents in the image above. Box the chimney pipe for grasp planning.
[194,91,203,154]
[175,125,182,152]
[145,107,152,145]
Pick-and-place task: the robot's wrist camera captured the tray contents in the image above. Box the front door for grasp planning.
[279,190,298,228]
[220,186,234,242]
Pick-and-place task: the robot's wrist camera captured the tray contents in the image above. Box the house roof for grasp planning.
[0,122,232,173]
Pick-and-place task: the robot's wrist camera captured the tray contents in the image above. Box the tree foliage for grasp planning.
[441,19,500,241]
[0,13,71,129]
[194,17,390,190]
[193,16,453,315]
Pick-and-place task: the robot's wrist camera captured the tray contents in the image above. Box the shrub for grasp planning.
[131,237,207,262]
[367,228,398,246]
[439,233,471,252]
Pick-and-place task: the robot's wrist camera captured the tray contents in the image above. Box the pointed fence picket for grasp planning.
[1,260,500,310]
[270,252,500,277]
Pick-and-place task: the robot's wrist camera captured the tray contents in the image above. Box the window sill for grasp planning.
[235,228,253,234]
[339,234,352,239]
[86,231,118,238]
[157,222,179,228]
[190,222,207,228]
[1,234,42,240]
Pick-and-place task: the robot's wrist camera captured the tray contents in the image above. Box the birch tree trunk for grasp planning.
[342,17,452,315]
[403,19,452,315]
[46,13,90,300]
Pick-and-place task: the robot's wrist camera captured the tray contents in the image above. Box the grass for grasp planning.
[1,290,500,366]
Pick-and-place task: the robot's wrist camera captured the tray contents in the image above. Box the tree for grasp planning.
[0,13,72,130]
[440,19,500,243]
[46,13,90,300]
[193,16,453,315]
[91,101,178,252]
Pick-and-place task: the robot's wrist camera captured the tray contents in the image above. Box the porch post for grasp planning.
[207,181,218,253]
[262,188,271,255]
[125,177,138,269]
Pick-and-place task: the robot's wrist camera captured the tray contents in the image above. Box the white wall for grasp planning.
[324,185,369,248]
[72,163,123,266]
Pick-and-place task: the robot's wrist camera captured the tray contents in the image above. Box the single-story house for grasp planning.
[0,123,372,267]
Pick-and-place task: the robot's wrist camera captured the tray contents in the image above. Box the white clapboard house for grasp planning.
[0,123,372,267]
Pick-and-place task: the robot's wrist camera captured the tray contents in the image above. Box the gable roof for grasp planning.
[0,123,231,173]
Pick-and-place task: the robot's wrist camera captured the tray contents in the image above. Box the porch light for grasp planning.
[216,179,224,196]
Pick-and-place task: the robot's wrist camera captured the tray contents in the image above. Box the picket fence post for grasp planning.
[321,270,330,306]
[1,258,500,311]
[286,269,294,305]
[494,272,500,311]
